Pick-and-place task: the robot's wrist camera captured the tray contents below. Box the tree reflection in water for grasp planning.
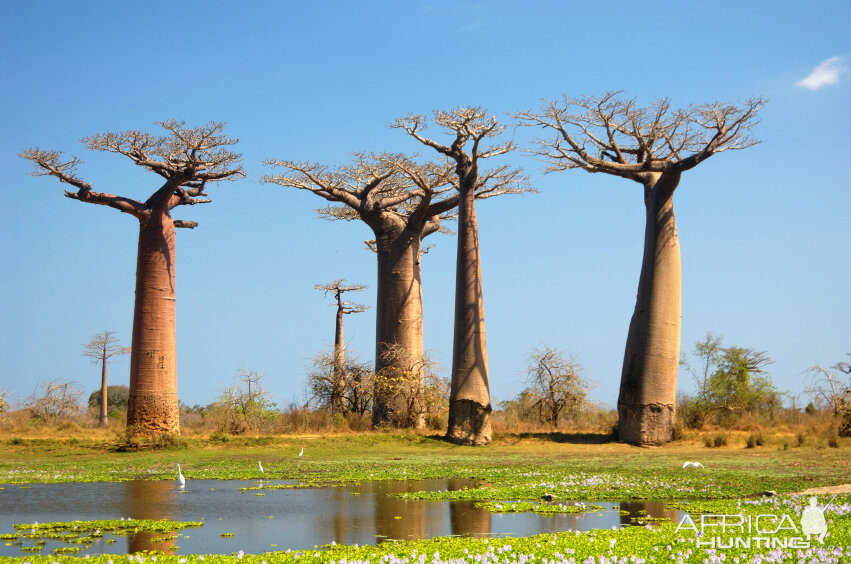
[124,480,178,553]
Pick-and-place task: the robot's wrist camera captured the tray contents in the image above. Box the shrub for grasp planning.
[705,433,728,448]
[88,386,130,411]
[27,380,83,422]
[746,432,764,448]
[671,420,685,441]
[209,431,230,443]
[345,411,372,432]
[211,369,277,434]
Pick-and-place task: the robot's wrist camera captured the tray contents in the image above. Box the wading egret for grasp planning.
[258,461,264,473]
[682,461,705,469]
[177,464,186,486]
[298,447,304,457]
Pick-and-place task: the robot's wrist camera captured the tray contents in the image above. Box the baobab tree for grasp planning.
[394,107,529,445]
[315,279,368,414]
[263,153,454,426]
[516,92,765,445]
[82,330,130,427]
[21,121,243,435]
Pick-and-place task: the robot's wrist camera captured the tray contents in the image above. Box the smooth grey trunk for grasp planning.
[618,172,681,445]
[100,353,108,427]
[372,226,426,428]
[447,182,492,445]
[126,209,180,435]
[332,305,345,414]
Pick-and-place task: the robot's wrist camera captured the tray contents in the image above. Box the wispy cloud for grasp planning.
[797,56,847,90]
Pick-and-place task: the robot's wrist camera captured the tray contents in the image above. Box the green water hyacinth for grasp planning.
[2,520,202,552]
[3,496,848,562]
[474,500,604,515]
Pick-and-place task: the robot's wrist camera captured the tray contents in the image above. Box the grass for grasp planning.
[0,432,847,493]
[0,432,849,562]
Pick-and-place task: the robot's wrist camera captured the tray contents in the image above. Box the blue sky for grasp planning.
[1,1,848,412]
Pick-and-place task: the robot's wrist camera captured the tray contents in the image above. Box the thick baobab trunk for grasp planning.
[372,228,425,427]
[618,174,681,445]
[127,210,180,435]
[332,306,345,414]
[447,186,492,445]
[99,356,108,427]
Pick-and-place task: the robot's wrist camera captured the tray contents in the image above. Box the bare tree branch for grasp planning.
[263,153,460,230]
[22,122,243,222]
[515,92,766,184]
[395,106,533,198]
[315,279,370,314]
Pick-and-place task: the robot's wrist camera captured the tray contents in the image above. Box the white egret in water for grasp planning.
[177,463,186,486]
[682,461,705,469]
[298,447,304,457]
[258,461,264,473]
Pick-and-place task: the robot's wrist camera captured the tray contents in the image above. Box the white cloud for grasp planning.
[797,56,847,90]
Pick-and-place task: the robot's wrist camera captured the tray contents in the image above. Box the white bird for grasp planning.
[298,447,304,457]
[258,461,264,473]
[682,461,705,469]
[177,463,186,486]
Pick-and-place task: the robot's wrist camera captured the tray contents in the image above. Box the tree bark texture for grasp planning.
[333,306,345,414]
[100,354,108,427]
[617,173,681,445]
[372,226,425,427]
[447,186,492,445]
[126,210,180,435]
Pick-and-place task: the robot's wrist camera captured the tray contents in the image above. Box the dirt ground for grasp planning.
[802,484,851,494]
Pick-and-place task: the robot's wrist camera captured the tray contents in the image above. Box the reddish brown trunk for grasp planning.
[100,351,108,427]
[447,184,492,445]
[618,173,681,445]
[333,306,345,414]
[372,227,425,427]
[126,209,180,435]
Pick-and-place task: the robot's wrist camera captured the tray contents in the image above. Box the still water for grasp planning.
[0,479,683,556]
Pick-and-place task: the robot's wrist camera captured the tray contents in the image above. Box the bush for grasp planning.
[679,336,780,430]
[116,426,188,451]
[211,369,277,434]
[345,411,372,432]
[677,395,710,429]
[27,380,83,421]
[88,386,130,410]
[746,432,764,448]
[671,420,685,441]
[705,433,728,448]
[209,430,231,443]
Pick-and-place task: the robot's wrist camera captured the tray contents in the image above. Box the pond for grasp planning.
[0,479,684,556]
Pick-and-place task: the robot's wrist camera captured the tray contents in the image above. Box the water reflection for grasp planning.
[618,501,679,527]
[124,480,178,553]
[0,479,685,556]
[448,479,491,537]
[374,480,425,540]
